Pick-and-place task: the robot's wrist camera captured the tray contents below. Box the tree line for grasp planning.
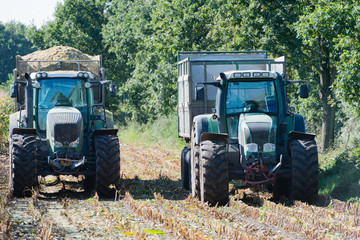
[1,0,360,150]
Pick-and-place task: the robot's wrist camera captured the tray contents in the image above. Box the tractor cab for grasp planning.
[32,71,93,136]
[215,70,285,185]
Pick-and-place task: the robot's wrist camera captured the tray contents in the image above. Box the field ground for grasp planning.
[1,143,360,239]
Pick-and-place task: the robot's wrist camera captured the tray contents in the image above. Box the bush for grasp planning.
[0,90,14,153]
[318,114,360,201]
[118,114,186,152]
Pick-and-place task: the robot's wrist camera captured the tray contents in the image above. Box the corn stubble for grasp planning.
[1,145,360,239]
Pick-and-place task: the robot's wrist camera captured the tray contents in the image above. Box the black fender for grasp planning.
[93,129,118,136]
[287,131,316,157]
[200,132,228,144]
[288,131,315,141]
[293,113,306,133]
[12,128,36,136]
[193,115,210,145]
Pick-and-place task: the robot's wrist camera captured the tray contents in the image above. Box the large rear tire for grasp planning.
[190,127,200,198]
[10,134,38,197]
[199,139,229,206]
[289,138,318,203]
[94,134,121,197]
[181,147,191,191]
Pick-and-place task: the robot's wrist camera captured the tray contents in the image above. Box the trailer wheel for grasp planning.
[10,134,38,197]
[181,147,191,191]
[199,139,229,206]
[191,127,200,197]
[289,139,318,203]
[94,134,121,197]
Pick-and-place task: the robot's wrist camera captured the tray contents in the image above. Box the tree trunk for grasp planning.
[319,42,335,151]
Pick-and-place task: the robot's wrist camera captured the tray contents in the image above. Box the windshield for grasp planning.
[38,79,87,108]
[226,81,277,114]
[37,78,88,131]
[226,80,277,138]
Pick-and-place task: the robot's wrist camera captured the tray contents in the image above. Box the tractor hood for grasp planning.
[238,113,277,155]
[46,107,83,152]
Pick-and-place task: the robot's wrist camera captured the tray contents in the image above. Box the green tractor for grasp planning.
[178,52,318,206]
[9,49,120,197]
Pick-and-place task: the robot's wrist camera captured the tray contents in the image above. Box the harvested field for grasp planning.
[1,144,360,239]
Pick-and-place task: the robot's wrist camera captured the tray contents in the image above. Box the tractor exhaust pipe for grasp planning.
[25,73,33,128]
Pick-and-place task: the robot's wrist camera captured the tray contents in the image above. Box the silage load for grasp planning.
[17,46,101,75]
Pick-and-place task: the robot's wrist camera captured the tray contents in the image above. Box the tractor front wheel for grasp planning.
[94,134,121,197]
[289,138,319,203]
[10,134,38,197]
[191,127,200,197]
[199,139,229,206]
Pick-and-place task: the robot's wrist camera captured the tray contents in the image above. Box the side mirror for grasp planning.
[109,83,117,97]
[10,84,17,98]
[195,86,204,101]
[300,84,309,98]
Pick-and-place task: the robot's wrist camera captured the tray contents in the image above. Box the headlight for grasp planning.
[54,141,63,148]
[263,143,276,152]
[244,143,258,153]
[35,72,48,79]
[69,138,80,148]
[253,72,261,77]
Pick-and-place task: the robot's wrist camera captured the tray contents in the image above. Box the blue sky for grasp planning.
[0,0,63,28]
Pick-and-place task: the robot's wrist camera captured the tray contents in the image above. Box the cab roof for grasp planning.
[216,70,278,81]
[30,71,95,80]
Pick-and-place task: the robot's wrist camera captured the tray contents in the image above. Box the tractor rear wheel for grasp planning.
[94,134,121,197]
[10,134,38,197]
[289,138,318,203]
[199,139,229,206]
[190,127,200,197]
[181,147,191,191]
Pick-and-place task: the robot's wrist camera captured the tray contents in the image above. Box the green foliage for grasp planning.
[27,0,107,56]
[0,91,14,153]
[319,116,360,201]
[0,21,36,84]
[333,3,360,111]
[0,74,14,92]
[103,0,214,123]
[319,148,360,201]
[118,114,186,152]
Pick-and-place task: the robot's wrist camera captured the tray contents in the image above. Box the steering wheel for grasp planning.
[244,100,259,109]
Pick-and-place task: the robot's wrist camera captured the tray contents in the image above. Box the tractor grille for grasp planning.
[246,122,273,147]
[47,108,82,143]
